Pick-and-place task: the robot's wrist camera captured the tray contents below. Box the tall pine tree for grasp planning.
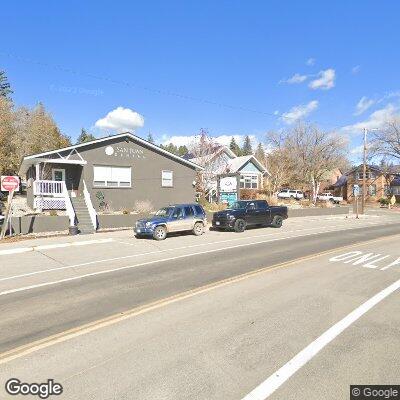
[147,132,155,143]
[254,143,266,165]
[241,135,253,156]
[229,137,242,156]
[76,128,96,144]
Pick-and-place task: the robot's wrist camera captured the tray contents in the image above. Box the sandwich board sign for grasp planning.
[1,176,20,192]
[217,173,239,206]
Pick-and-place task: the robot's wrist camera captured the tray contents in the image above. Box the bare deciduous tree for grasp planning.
[189,129,229,198]
[371,118,400,161]
[266,123,348,203]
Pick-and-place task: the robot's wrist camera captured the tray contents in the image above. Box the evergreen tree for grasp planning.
[147,133,155,143]
[254,143,266,165]
[0,98,18,174]
[241,135,253,156]
[229,137,242,156]
[76,128,96,144]
[0,71,12,99]
[178,145,188,156]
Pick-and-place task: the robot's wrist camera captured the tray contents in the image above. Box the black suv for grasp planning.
[212,200,288,232]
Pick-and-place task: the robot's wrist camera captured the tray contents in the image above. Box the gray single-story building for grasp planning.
[19,132,202,233]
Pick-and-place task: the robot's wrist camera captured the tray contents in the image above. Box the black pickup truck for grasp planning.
[212,200,288,232]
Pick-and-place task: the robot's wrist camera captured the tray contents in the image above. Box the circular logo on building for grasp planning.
[105,146,114,156]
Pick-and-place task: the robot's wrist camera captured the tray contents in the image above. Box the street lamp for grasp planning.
[362,127,379,214]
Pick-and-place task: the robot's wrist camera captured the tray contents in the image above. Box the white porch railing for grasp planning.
[83,180,98,230]
[33,180,64,197]
[33,180,76,227]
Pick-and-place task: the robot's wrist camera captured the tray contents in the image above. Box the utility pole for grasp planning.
[362,127,367,214]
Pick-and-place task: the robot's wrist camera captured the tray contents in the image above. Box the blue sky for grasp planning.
[2,1,400,161]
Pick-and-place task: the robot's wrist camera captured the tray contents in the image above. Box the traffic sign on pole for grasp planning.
[1,176,19,192]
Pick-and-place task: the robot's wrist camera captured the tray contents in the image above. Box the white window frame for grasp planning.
[52,168,66,182]
[357,171,375,180]
[162,170,173,187]
[93,165,131,188]
[240,174,258,189]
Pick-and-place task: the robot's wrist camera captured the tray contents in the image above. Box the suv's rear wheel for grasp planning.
[193,222,204,236]
[234,219,246,233]
[153,225,167,240]
[271,215,283,228]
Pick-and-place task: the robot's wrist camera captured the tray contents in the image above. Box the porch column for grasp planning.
[35,163,40,180]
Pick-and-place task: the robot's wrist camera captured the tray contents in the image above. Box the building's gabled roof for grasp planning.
[227,155,270,176]
[21,132,203,170]
[185,146,236,166]
[345,163,400,176]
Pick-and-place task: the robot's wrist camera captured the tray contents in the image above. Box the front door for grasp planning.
[52,169,66,182]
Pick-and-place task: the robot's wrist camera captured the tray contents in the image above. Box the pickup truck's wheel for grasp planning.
[153,225,167,240]
[234,219,246,233]
[271,215,283,228]
[193,222,204,236]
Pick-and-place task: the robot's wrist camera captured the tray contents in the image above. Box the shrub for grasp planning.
[134,200,154,214]
[379,197,390,206]
[121,208,130,215]
[240,189,257,200]
[49,210,58,216]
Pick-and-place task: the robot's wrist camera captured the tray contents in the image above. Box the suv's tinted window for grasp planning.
[172,207,183,218]
[194,205,205,216]
[256,201,268,209]
[184,206,194,217]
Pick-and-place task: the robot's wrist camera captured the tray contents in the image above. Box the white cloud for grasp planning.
[95,107,144,132]
[280,73,308,85]
[306,58,316,66]
[281,100,319,124]
[352,65,361,74]
[342,103,400,134]
[354,96,375,116]
[309,69,336,90]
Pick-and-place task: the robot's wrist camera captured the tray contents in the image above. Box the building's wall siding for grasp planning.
[61,137,198,211]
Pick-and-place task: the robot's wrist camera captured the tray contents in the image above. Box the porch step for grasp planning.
[70,197,95,234]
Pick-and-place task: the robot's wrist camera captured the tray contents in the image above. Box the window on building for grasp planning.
[162,170,173,187]
[93,166,131,187]
[368,184,377,196]
[240,174,258,189]
[357,172,375,180]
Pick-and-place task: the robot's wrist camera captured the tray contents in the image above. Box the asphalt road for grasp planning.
[0,213,399,399]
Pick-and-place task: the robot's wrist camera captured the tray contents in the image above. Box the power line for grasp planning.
[1,50,302,122]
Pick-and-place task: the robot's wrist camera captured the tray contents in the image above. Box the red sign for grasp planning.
[1,176,20,192]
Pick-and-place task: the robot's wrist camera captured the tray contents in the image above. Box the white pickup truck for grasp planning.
[317,192,343,204]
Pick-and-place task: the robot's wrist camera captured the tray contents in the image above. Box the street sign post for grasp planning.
[1,176,20,192]
[353,184,360,219]
[0,176,19,239]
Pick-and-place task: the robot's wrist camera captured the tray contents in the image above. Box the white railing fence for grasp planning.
[62,181,76,227]
[83,180,98,230]
[33,180,63,196]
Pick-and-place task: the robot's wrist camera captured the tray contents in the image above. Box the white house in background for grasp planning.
[187,145,270,201]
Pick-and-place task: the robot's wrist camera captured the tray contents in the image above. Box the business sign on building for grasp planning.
[1,176,20,192]
[217,173,239,206]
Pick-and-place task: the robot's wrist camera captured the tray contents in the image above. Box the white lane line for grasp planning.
[0,238,114,256]
[0,247,33,255]
[242,278,400,400]
[0,227,379,297]
[0,221,385,283]
[2,223,400,296]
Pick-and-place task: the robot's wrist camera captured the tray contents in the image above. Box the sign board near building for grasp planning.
[217,173,239,206]
[1,176,20,192]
